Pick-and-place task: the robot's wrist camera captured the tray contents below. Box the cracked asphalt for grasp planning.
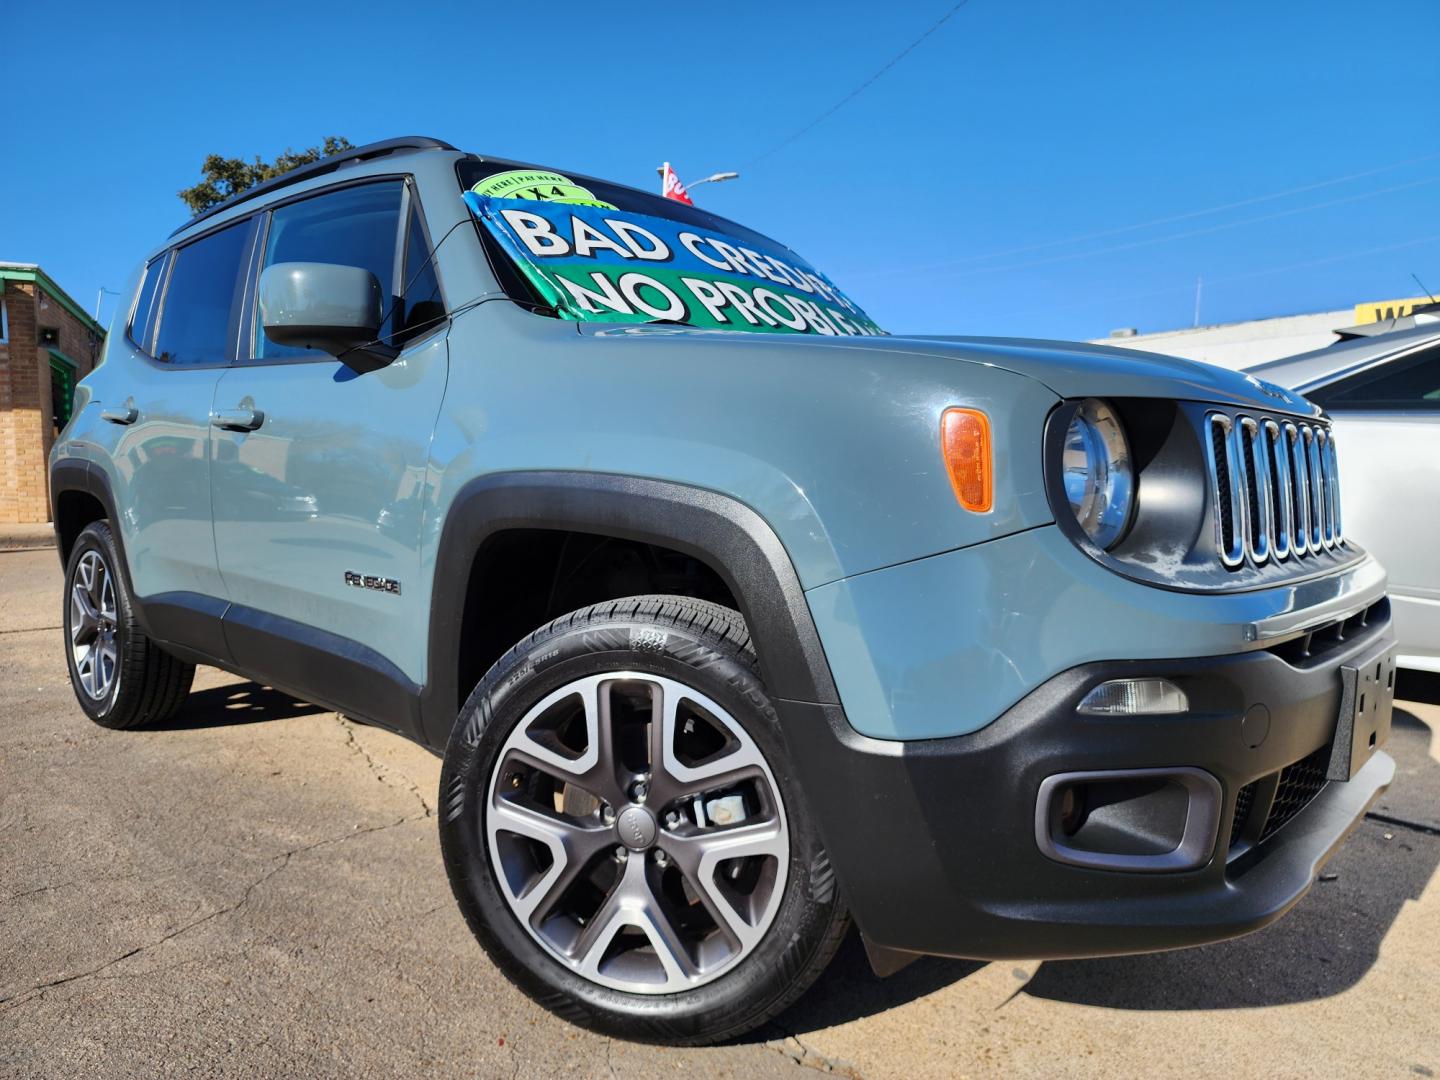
[3,546,1439,1078]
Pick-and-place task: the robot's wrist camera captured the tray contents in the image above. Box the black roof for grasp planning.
[171,136,457,237]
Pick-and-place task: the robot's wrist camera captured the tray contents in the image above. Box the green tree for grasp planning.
[178,136,355,213]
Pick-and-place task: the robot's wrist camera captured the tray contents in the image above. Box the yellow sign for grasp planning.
[1353,295,1436,324]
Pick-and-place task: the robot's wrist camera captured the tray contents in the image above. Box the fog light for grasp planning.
[1077,678,1188,716]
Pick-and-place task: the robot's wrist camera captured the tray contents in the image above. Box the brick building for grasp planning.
[0,264,105,523]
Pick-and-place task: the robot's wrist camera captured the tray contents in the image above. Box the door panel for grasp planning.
[210,332,449,696]
[96,346,223,602]
[208,178,450,707]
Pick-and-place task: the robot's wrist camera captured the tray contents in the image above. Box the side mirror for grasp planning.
[259,262,396,373]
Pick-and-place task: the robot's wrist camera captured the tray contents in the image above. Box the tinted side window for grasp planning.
[398,205,444,342]
[128,253,170,354]
[255,181,403,360]
[154,222,252,365]
[1310,346,1440,411]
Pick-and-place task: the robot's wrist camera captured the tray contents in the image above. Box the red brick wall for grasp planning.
[0,277,102,524]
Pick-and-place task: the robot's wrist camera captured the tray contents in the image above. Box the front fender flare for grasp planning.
[419,471,840,748]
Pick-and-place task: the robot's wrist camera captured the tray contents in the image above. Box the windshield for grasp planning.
[458,159,884,337]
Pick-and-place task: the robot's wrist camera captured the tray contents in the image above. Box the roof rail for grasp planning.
[171,136,458,237]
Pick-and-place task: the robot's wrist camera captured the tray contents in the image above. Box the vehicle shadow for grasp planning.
[154,680,319,730]
[1022,699,1439,1011]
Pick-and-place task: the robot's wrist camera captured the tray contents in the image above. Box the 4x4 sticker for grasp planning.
[469,170,617,210]
[464,192,884,337]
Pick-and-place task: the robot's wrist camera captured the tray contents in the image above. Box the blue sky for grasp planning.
[5,0,1437,339]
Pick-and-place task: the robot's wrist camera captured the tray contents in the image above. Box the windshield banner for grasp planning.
[464,191,884,336]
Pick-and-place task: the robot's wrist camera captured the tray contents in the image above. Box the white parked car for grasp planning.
[1247,324,1440,672]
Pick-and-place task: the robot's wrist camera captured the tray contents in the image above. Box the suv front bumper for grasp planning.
[780,601,1397,961]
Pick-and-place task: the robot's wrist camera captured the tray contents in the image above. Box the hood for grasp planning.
[909,334,1319,416]
[580,324,1321,418]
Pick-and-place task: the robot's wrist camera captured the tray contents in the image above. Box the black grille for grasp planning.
[1227,746,1333,855]
[1205,412,1342,568]
[1230,781,1257,847]
[1259,746,1330,843]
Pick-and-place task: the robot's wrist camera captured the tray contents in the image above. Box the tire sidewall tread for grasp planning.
[438,594,848,1045]
[62,520,194,730]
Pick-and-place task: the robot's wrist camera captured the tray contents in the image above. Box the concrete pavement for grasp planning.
[2,547,1438,1078]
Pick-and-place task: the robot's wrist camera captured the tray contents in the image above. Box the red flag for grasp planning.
[660,162,694,205]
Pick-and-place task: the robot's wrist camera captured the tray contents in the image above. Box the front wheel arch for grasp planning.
[420,472,841,749]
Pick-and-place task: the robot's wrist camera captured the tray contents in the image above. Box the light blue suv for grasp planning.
[50,136,1398,1043]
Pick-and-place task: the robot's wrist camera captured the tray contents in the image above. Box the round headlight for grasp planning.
[1061,399,1134,549]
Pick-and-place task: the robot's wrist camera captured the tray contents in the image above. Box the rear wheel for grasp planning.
[439,596,848,1044]
[63,521,194,729]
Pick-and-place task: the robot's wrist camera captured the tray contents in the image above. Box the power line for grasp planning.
[980,234,1440,322]
[952,174,1440,278]
[748,1,972,167]
[853,148,1440,281]
[1212,232,1440,285]
[860,173,1440,283]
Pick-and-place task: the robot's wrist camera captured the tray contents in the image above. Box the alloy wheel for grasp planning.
[485,672,789,994]
[70,550,119,701]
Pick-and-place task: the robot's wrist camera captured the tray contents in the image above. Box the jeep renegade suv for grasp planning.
[51,136,1397,1044]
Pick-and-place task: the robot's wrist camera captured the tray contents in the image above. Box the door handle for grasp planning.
[210,408,265,432]
[100,405,138,425]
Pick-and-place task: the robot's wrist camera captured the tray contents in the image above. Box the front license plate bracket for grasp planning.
[1326,641,1398,782]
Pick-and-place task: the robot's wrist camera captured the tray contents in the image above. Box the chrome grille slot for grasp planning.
[1265,419,1293,560]
[1204,410,1342,571]
[1237,417,1271,564]
[1320,429,1341,546]
[1316,428,1335,548]
[1204,414,1246,568]
[1306,427,1324,550]
[1326,433,1342,543]
[1288,422,1311,555]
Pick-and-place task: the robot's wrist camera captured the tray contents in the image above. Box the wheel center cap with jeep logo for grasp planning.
[616,805,658,851]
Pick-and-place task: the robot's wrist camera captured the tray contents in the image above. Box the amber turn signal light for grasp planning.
[941,407,993,512]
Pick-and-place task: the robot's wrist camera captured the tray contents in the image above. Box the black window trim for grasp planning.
[124,249,171,357]
[234,209,267,362]
[132,214,260,371]
[396,177,449,349]
[453,157,564,316]
[391,181,413,316]
[234,172,449,369]
[130,171,453,373]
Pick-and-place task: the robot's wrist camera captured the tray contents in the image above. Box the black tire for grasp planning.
[438,595,849,1044]
[62,520,195,729]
